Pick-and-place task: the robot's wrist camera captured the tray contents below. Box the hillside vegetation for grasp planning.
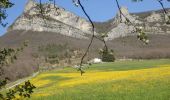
[1,2,170,81]
[28,59,170,100]
[1,30,170,81]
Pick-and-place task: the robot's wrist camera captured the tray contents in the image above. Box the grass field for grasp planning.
[28,59,170,100]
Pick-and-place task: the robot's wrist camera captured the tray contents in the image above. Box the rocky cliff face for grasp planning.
[8,0,170,40]
[9,0,92,39]
[1,1,170,80]
[106,7,170,40]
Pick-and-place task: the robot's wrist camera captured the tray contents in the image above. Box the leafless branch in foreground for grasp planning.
[77,0,109,76]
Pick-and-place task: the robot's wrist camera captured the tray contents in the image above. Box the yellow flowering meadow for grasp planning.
[32,64,170,88]
[30,63,170,99]
[31,79,52,87]
[58,65,170,87]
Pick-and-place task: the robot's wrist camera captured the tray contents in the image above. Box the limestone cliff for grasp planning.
[9,0,92,39]
[8,0,170,40]
[106,7,170,40]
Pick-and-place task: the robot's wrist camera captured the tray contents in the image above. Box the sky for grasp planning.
[0,0,170,36]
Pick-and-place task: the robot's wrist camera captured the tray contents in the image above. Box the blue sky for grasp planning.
[0,0,170,36]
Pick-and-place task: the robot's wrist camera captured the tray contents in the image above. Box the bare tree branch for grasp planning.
[157,0,168,14]
[157,0,170,23]
[77,0,95,76]
[77,0,110,75]
[115,0,149,44]
[115,0,122,22]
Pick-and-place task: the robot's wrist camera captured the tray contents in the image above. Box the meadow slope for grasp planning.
[29,59,170,100]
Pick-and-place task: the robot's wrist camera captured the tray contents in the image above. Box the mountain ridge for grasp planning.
[6,0,170,40]
[1,0,170,81]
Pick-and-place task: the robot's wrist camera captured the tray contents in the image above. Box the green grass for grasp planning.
[29,59,170,100]
[86,59,170,71]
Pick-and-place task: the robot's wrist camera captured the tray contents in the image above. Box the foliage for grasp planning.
[0,77,8,89]
[38,43,73,64]
[0,41,29,72]
[46,54,59,64]
[38,43,69,55]
[136,27,149,44]
[99,33,115,62]
[0,41,36,100]
[0,0,14,27]
[99,49,115,62]
[166,16,170,24]
[0,48,16,67]
[0,81,36,100]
